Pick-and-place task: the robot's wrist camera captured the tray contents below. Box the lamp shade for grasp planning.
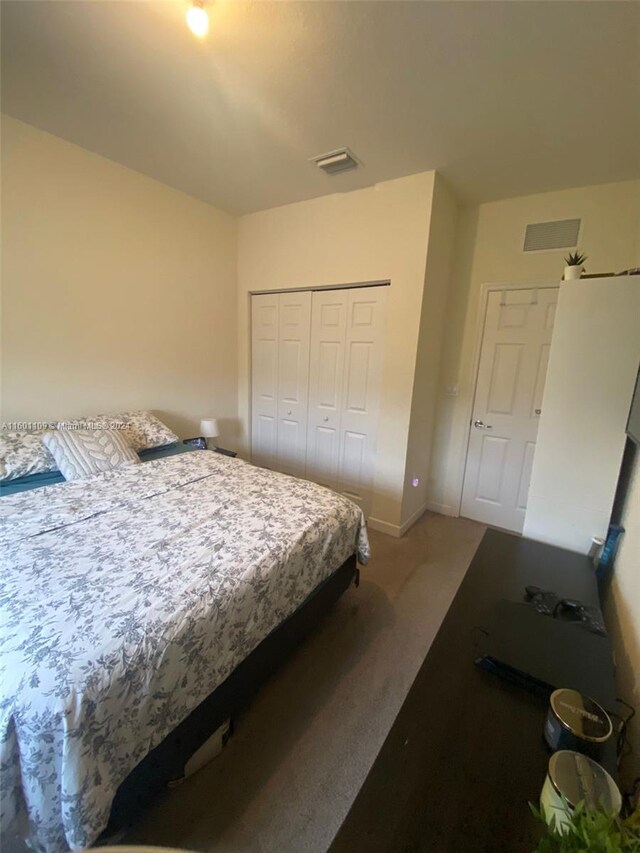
[200,418,219,439]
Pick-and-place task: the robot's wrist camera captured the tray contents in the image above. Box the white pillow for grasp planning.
[42,429,140,481]
[0,431,58,481]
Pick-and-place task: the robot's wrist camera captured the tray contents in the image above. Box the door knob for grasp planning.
[473,420,493,429]
[323,416,329,422]
[287,410,292,415]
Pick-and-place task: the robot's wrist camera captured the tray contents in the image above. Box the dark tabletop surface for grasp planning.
[329,529,617,853]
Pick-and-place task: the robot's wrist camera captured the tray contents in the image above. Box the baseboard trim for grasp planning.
[367,516,403,538]
[368,502,430,539]
[398,502,429,536]
[425,501,458,518]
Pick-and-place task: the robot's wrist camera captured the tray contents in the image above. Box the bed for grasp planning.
[0,447,369,852]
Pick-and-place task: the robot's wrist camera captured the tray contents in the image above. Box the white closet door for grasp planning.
[306,290,348,490]
[252,286,386,513]
[276,291,312,477]
[251,293,279,469]
[338,287,386,515]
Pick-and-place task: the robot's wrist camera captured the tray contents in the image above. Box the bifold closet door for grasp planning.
[305,290,348,491]
[276,291,312,477]
[251,293,279,470]
[251,291,311,477]
[307,286,386,515]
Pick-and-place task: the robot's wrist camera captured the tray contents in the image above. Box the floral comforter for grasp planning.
[0,452,369,851]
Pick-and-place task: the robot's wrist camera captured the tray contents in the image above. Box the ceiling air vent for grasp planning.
[311,148,360,175]
[523,218,581,252]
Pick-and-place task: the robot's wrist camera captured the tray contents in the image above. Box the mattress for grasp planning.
[0,451,369,852]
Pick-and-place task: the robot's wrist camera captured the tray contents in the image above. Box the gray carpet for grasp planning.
[121,512,485,852]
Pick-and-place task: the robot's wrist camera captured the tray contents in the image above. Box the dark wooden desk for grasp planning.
[329,530,617,853]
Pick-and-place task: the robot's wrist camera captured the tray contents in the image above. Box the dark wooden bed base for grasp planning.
[106,553,358,834]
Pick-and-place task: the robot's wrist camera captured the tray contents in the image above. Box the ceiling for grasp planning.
[2,1,639,215]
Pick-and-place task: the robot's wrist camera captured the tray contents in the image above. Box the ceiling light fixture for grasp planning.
[186,1,209,38]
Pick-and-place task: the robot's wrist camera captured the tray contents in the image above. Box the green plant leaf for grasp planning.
[564,250,587,266]
[530,800,640,853]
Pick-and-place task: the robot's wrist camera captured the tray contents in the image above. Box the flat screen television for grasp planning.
[627,365,640,446]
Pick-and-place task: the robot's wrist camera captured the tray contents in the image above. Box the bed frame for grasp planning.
[105,553,358,835]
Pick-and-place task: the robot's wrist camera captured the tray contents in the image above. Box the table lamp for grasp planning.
[200,418,220,450]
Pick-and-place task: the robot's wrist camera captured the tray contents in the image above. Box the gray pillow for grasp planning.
[72,411,179,452]
[0,431,58,481]
[42,429,140,481]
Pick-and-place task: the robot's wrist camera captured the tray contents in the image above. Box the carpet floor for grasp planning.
[120,512,485,852]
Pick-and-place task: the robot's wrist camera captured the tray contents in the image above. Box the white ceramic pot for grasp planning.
[564,265,583,280]
[540,751,621,834]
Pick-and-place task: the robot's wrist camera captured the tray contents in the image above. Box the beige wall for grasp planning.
[429,179,640,515]
[238,172,436,532]
[402,175,458,528]
[605,450,640,788]
[1,116,238,441]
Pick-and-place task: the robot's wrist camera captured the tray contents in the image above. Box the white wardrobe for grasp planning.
[523,276,640,554]
[251,285,386,515]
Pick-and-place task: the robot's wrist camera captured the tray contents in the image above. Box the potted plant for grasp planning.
[530,800,640,852]
[564,251,587,280]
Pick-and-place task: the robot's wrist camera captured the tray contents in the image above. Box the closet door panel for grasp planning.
[251,294,279,469]
[276,291,311,478]
[338,287,387,514]
[341,430,367,498]
[345,342,372,413]
[254,415,277,465]
[307,291,348,489]
[311,426,340,486]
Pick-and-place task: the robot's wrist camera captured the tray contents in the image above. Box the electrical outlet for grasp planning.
[445,384,458,397]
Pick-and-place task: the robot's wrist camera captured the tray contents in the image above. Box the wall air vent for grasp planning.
[523,218,581,252]
[311,148,360,175]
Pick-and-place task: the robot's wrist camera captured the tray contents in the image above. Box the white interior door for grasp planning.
[251,293,279,469]
[276,291,311,477]
[460,287,558,532]
[306,290,348,490]
[338,287,386,515]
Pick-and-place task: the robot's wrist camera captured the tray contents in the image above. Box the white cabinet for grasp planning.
[523,277,640,554]
[251,286,386,515]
